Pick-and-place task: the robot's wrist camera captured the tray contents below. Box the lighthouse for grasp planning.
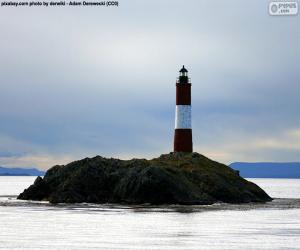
[174,65,193,152]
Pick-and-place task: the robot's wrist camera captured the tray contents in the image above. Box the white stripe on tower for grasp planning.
[175,105,192,129]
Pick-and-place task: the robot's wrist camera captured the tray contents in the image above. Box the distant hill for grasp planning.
[230,162,300,178]
[0,166,45,176]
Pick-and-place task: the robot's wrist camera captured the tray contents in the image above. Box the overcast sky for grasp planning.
[0,0,299,170]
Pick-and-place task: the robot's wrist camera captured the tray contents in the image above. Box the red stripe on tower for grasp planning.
[174,65,193,152]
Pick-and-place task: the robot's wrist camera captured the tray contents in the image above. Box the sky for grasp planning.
[0,0,299,170]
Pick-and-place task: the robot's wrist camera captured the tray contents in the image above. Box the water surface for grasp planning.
[0,176,300,249]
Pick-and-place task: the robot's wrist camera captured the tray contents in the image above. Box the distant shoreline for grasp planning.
[0,174,44,176]
[230,162,300,179]
[0,166,45,177]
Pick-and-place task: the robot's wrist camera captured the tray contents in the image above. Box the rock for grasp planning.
[18,176,50,201]
[17,152,272,204]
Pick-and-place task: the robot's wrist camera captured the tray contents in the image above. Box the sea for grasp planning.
[0,177,300,250]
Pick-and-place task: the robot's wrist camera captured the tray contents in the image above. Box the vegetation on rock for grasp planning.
[18,152,272,204]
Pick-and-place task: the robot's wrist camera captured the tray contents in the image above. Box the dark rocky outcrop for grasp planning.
[18,152,272,205]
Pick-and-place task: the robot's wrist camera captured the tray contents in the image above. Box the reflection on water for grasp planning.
[0,177,300,249]
[1,196,300,213]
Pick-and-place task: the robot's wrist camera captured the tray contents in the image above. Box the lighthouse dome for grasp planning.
[179,65,188,73]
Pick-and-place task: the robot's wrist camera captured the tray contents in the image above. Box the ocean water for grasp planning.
[0,177,300,250]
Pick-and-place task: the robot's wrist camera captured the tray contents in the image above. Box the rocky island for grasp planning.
[18,152,272,205]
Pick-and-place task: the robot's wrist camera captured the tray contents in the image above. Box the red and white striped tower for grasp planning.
[174,65,193,152]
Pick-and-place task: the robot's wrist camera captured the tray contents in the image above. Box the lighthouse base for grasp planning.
[174,129,193,152]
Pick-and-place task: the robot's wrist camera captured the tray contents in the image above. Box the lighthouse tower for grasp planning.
[174,65,193,152]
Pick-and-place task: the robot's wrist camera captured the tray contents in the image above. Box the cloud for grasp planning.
[251,129,300,151]
[0,153,75,170]
[0,0,299,168]
[195,128,300,164]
